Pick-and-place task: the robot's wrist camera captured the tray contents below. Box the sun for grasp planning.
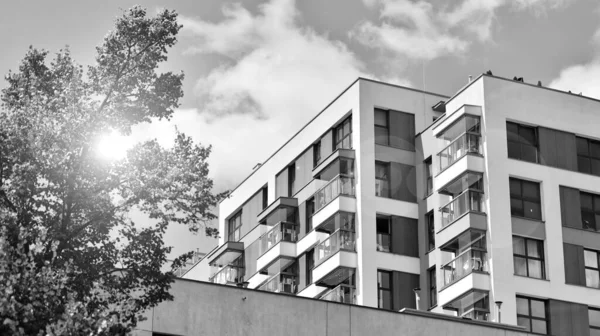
[96,130,133,160]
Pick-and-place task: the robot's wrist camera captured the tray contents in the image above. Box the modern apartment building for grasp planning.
[184,74,600,336]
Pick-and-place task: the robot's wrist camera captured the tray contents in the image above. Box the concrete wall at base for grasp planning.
[132,279,529,336]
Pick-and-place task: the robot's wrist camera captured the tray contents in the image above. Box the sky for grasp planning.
[2,0,600,258]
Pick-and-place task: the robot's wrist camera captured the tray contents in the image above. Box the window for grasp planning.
[228,211,242,242]
[581,192,600,231]
[507,122,538,163]
[428,267,437,308]
[513,236,545,279]
[590,308,600,336]
[516,296,548,334]
[509,178,542,220]
[375,108,389,146]
[306,249,315,285]
[262,186,268,210]
[376,216,391,252]
[577,137,600,176]
[425,157,433,196]
[334,116,352,150]
[377,270,392,310]
[288,164,296,196]
[375,161,390,197]
[313,141,321,167]
[585,249,600,288]
[306,197,315,233]
[426,211,435,251]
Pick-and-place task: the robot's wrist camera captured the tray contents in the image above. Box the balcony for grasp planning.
[438,133,482,172]
[440,189,485,228]
[315,230,356,266]
[258,272,298,294]
[256,222,298,272]
[442,289,490,322]
[441,249,488,288]
[209,265,244,285]
[319,284,356,304]
[314,175,355,213]
[205,241,244,267]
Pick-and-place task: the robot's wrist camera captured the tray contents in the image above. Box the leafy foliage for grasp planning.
[0,6,225,335]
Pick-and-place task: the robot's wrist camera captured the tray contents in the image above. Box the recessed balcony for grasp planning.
[442,289,490,322]
[440,189,485,228]
[438,133,482,172]
[205,241,244,267]
[312,230,357,286]
[314,174,355,213]
[437,212,487,248]
[258,272,298,294]
[319,284,356,304]
[441,249,488,288]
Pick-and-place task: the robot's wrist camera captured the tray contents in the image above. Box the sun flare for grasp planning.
[96,130,133,160]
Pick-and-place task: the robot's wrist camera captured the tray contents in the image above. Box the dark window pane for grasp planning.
[514,257,527,276]
[376,217,390,233]
[375,126,389,145]
[519,126,536,146]
[579,156,592,174]
[591,141,600,159]
[522,181,540,200]
[375,109,387,126]
[582,211,595,230]
[516,297,529,315]
[507,122,520,142]
[511,198,524,217]
[521,145,538,163]
[517,317,531,332]
[577,137,589,155]
[377,234,390,252]
[378,271,390,288]
[531,320,547,334]
[530,300,546,318]
[523,201,541,220]
[513,236,526,254]
[380,290,392,309]
[581,193,594,210]
[507,142,521,159]
[510,179,521,197]
[592,159,600,176]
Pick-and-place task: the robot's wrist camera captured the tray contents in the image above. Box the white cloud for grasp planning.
[355,0,573,60]
[549,62,600,99]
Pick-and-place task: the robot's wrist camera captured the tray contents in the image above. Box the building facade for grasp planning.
[184,75,600,336]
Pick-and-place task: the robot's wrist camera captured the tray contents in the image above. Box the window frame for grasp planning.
[377,269,393,310]
[375,161,390,198]
[509,177,542,220]
[288,163,296,196]
[590,308,600,335]
[334,116,352,150]
[576,136,600,176]
[375,108,390,146]
[516,296,549,335]
[580,191,600,232]
[228,210,242,242]
[507,121,539,163]
[584,249,600,289]
[426,211,435,252]
[376,215,391,253]
[512,236,546,279]
[425,157,433,196]
[313,141,321,168]
[428,266,437,308]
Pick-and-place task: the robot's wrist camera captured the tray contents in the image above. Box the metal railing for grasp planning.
[441,249,488,287]
[438,133,482,171]
[440,189,485,228]
[258,221,298,256]
[315,230,356,265]
[314,175,355,213]
[320,284,356,304]
[209,265,244,285]
[258,273,297,294]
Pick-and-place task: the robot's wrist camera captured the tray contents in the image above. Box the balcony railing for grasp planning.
[258,272,298,294]
[258,221,298,256]
[209,265,244,285]
[440,189,485,228]
[320,284,356,304]
[442,249,488,287]
[315,175,355,213]
[438,132,482,171]
[315,230,356,266]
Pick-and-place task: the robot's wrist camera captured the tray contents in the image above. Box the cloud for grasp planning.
[354,0,574,60]
[549,62,600,99]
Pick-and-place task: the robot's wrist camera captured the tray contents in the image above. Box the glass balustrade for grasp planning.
[438,133,482,171]
[315,230,356,265]
[320,284,356,304]
[314,175,355,212]
[209,265,244,285]
[440,190,485,227]
[442,249,488,287]
[258,221,298,256]
[258,273,298,294]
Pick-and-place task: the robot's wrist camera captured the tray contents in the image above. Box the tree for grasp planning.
[0,6,225,335]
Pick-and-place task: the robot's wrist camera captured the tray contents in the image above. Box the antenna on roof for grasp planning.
[468,75,473,83]
[537,81,542,86]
